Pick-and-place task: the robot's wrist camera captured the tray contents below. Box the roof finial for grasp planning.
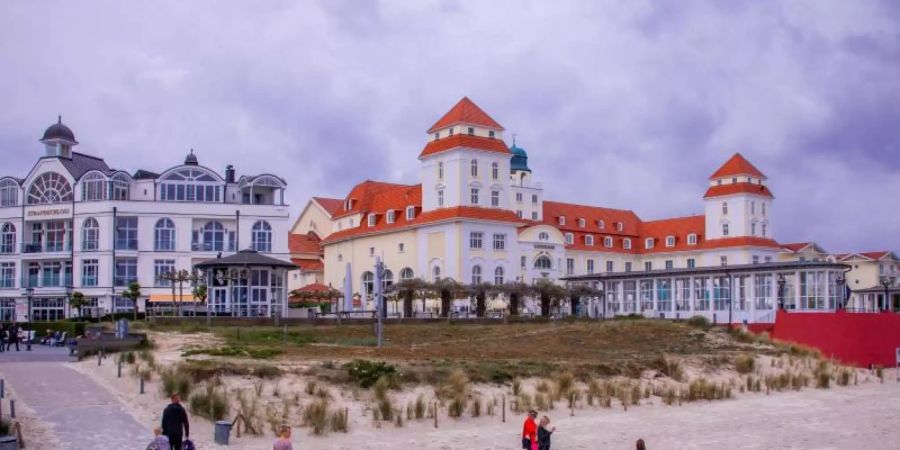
[190,148,194,154]
[58,115,62,124]
[512,133,517,146]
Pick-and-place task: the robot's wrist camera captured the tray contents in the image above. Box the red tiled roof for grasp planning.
[332,181,413,218]
[709,153,766,180]
[418,135,510,158]
[703,182,774,199]
[700,236,782,250]
[313,197,343,216]
[427,97,504,133]
[639,215,706,254]
[860,251,893,260]
[781,242,812,252]
[541,201,641,236]
[292,258,324,271]
[296,283,330,292]
[289,233,322,254]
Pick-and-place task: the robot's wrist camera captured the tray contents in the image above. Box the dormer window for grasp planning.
[434,133,439,141]
[406,206,415,221]
[717,179,723,186]
[467,127,474,135]
[367,214,376,227]
[585,235,594,246]
[565,233,574,245]
[386,210,396,224]
[559,216,566,226]
[604,236,613,248]
[732,177,737,184]
[488,130,495,138]
[598,220,605,229]
[616,222,624,232]
[687,233,698,245]
[578,218,586,228]
[665,236,675,247]
[623,238,632,250]
[449,128,454,135]
[645,238,654,249]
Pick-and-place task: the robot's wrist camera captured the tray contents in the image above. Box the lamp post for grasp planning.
[24,287,34,351]
[776,273,787,311]
[878,275,895,312]
[65,284,74,319]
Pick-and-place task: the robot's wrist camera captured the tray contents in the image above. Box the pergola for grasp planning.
[195,249,297,318]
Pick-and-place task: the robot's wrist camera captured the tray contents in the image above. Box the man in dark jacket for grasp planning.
[161,393,190,450]
[6,323,19,352]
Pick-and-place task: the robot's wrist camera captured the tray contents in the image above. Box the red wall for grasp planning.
[772,310,900,367]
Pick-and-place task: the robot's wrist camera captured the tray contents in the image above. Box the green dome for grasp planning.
[510,144,530,172]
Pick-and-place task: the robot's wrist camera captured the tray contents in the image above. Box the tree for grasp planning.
[466,282,498,318]
[496,282,531,316]
[433,278,467,318]
[120,281,142,321]
[533,280,567,317]
[565,283,604,317]
[69,291,87,319]
[387,278,429,318]
[193,284,208,317]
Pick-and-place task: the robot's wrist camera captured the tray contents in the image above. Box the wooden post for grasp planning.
[1,378,4,398]
[433,402,438,428]
[502,395,506,423]
[10,399,15,418]
[117,361,122,378]
[97,351,102,366]
[140,378,145,394]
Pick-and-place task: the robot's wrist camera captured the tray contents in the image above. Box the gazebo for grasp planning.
[195,249,297,318]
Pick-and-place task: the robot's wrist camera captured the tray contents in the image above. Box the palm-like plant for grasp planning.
[69,291,87,319]
[120,281,142,320]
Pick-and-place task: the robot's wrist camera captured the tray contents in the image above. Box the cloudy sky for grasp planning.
[1,0,898,252]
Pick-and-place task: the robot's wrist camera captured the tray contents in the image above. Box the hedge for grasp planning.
[12,321,88,338]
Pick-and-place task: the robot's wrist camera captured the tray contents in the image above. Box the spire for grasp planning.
[426,97,504,134]
[709,153,766,180]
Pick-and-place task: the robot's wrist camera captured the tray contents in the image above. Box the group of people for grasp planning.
[0,322,24,351]
[522,410,647,450]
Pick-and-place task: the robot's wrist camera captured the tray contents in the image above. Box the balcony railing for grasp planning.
[191,242,236,252]
[22,241,73,254]
[22,275,74,288]
[0,244,16,254]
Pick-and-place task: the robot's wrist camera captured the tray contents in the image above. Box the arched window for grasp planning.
[722,202,728,215]
[645,238,654,249]
[438,162,444,180]
[494,266,504,285]
[623,238,632,250]
[604,236,613,248]
[585,235,594,246]
[362,271,374,296]
[160,168,222,203]
[81,172,107,201]
[534,256,552,270]
[0,223,15,253]
[722,223,729,236]
[598,220,605,229]
[470,159,478,177]
[0,179,18,207]
[687,233,698,245]
[82,218,99,251]
[472,265,482,284]
[251,220,272,252]
[154,218,176,251]
[538,232,549,241]
[110,173,130,200]
[751,222,757,236]
[202,221,225,251]
[665,235,675,247]
[399,268,414,281]
[27,172,72,205]
[432,266,441,282]
[382,269,394,289]
[491,162,499,180]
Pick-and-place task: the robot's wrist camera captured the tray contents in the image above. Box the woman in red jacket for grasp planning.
[522,410,538,449]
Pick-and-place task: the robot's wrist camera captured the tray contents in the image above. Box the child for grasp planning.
[146,427,171,450]
[273,425,294,450]
[537,416,555,450]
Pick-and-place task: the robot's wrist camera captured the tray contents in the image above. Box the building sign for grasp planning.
[15,302,28,321]
[534,244,555,250]
[25,206,72,219]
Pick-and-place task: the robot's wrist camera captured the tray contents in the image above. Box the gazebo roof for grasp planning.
[195,249,298,270]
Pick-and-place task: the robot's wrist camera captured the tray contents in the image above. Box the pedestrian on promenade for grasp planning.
[273,425,294,450]
[161,393,190,450]
[0,323,6,352]
[146,427,171,450]
[521,409,538,450]
[636,438,647,450]
[537,416,555,450]
[6,323,19,351]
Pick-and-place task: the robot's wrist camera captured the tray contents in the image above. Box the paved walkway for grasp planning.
[0,345,150,449]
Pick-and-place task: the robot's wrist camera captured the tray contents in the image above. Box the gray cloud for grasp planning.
[0,0,898,253]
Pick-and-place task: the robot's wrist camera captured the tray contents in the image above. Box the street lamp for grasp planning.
[878,275,895,312]
[24,287,34,351]
[65,284,74,319]
[776,274,787,311]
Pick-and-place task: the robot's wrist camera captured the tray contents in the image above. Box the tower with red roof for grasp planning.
[704,153,774,241]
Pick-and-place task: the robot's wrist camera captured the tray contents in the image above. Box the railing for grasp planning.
[21,241,72,253]
[21,275,74,288]
[191,242,236,252]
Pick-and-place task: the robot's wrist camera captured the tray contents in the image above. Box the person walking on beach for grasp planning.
[161,393,190,450]
[636,438,647,450]
[146,427,171,450]
[522,410,538,450]
[537,416,555,450]
[273,425,293,450]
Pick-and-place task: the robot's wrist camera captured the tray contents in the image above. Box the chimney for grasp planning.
[225,165,235,183]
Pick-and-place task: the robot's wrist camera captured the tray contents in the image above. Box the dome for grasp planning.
[510,143,531,172]
[184,149,198,166]
[40,116,77,144]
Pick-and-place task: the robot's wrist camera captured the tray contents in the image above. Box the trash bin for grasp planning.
[0,436,18,450]
[214,420,233,445]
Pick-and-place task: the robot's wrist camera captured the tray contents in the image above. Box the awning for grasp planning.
[148,294,198,303]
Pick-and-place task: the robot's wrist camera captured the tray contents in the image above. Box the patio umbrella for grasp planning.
[343,262,353,312]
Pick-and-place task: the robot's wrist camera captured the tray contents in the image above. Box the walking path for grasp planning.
[0,346,150,449]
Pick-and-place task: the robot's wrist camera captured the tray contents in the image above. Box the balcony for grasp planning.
[22,241,73,254]
[22,275,74,289]
[191,241,236,252]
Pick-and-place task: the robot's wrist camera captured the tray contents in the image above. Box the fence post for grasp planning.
[117,361,122,378]
[502,395,506,423]
[140,378,145,394]
[97,351,102,366]
[10,399,15,418]
[1,378,4,398]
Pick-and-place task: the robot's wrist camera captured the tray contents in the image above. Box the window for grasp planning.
[578,218,586,228]
[491,190,500,207]
[644,261,652,271]
[625,262,632,272]
[598,220,605,229]
[337,254,343,262]
[752,255,760,264]
[538,232,549,241]
[722,223,729,236]
[400,268,414,280]
[438,162,444,180]
[494,266,504,284]
[720,256,728,266]
[687,258,696,268]
[687,233,698,245]
[81,259,98,287]
[534,256,552,270]
[32,298,65,321]
[81,172,107,201]
[731,177,737,184]
[472,265,482,283]
[115,217,138,250]
[761,223,767,236]
[762,203,766,216]
[489,130,495,138]
[449,128,454,135]
[27,171,73,205]
[531,212,538,220]
[516,192,523,202]
[751,202,756,215]
[398,243,405,253]
[0,262,14,288]
[114,258,137,286]
[665,236,675,247]
[470,159,478,177]
[645,238,654,249]
[521,256,527,268]
[566,258,574,275]
[532,195,538,204]
[565,233,574,245]
[493,233,506,251]
[387,210,396,224]
[406,206,415,220]
[604,236,613,248]
[623,238,632,250]
[160,168,221,203]
[110,173,130,200]
[606,261,614,272]
[154,218,176,251]
[722,202,728,215]
[437,189,444,207]
[558,216,566,226]
[369,247,375,256]
[491,162,499,180]
[368,214,376,227]
[517,210,523,218]
[470,188,479,205]
[587,259,595,274]
[1,223,15,253]
[154,260,176,287]
[251,221,272,252]
[616,222,624,232]
[751,222,756,236]
[665,260,673,269]
[469,232,483,249]
[0,179,18,207]
[585,235,594,246]
[434,133,439,141]
[432,266,441,282]
[468,127,475,135]
[201,221,224,252]
[362,271,374,296]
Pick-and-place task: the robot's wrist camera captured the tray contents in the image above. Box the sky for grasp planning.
[0,0,898,253]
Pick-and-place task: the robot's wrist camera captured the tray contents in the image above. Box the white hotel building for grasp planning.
[290,98,870,323]
[0,118,291,321]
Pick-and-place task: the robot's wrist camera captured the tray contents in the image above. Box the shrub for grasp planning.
[253,365,282,379]
[734,355,756,374]
[534,393,549,411]
[305,380,318,395]
[415,394,426,419]
[189,384,230,421]
[448,396,466,418]
[160,368,194,398]
[837,369,851,387]
[265,399,292,437]
[345,360,398,388]
[553,371,575,400]
[536,380,551,393]
[237,390,264,435]
[512,377,522,396]
[470,398,482,417]
[651,355,684,382]
[330,408,349,433]
[686,315,711,330]
[303,398,330,435]
[816,371,830,389]
[182,346,281,360]
[138,349,156,369]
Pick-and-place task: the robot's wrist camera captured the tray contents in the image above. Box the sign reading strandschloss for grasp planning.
[26,207,71,217]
